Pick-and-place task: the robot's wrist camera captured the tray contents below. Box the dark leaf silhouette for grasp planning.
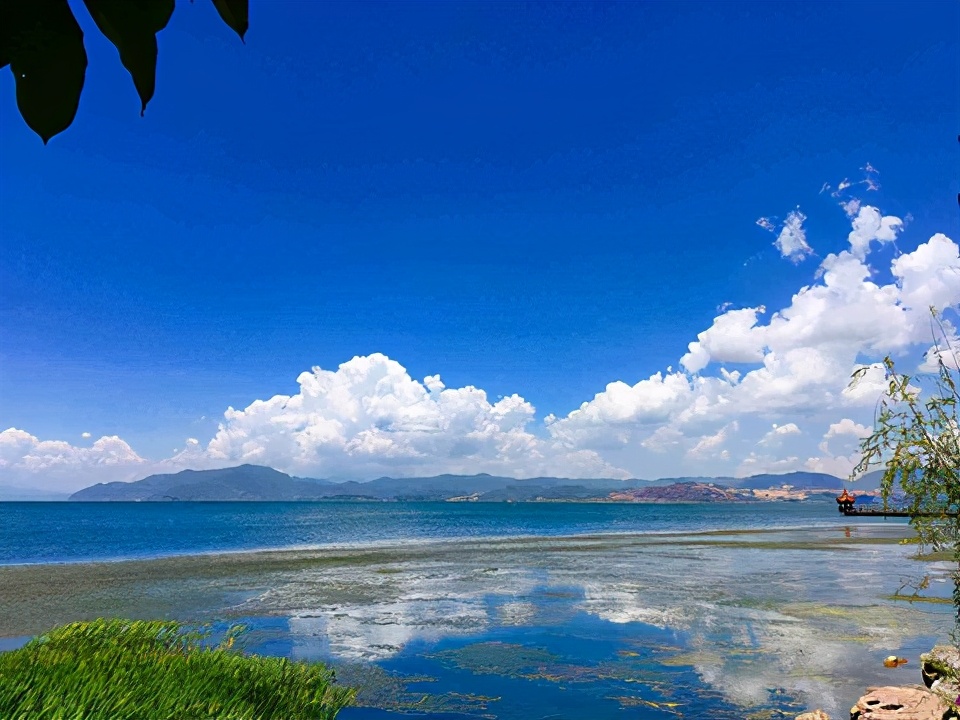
[211,0,249,42]
[1,0,88,144]
[82,0,175,115]
[1,0,248,142]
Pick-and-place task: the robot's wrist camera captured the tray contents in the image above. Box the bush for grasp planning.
[852,311,960,630]
[0,618,355,719]
[853,318,960,551]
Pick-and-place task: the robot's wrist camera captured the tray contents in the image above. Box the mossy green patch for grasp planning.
[333,663,499,715]
[883,594,954,604]
[608,694,684,714]
[659,649,725,668]
[914,550,956,561]
[430,641,559,676]
[779,601,909,627]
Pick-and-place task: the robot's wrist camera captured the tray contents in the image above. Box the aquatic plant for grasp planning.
[0,618,355,719]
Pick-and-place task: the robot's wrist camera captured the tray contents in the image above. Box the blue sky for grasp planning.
[1,1,958,489]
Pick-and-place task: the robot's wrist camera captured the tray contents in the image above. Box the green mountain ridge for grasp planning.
[66,464,879,502]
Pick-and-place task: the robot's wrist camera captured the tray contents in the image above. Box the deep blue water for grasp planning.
[0,500,895,565]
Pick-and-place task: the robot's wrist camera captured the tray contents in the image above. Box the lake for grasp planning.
[0,501,954,718]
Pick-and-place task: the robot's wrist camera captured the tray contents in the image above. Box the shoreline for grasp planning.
[0,521,926,639]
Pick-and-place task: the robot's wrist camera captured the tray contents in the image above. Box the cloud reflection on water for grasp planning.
[240,527,953,718]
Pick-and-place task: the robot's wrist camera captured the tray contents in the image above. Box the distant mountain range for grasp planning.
[68,465,334,502]
[0,485,72,502]
[66,464,883,502]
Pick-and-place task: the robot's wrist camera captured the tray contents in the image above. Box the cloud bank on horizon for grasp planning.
[3,196,959,492]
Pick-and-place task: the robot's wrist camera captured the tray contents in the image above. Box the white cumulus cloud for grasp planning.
[687,421,738,460]
[847,205,901,260]
[0,428,146,492]
[757,423,801,447]
[681,307,766,374]
[4,199,959,490]
[823,419,871,440]
[774,209,813,263]
[547,204,960,477]
[806,418,875,479]
[195,353,626,481]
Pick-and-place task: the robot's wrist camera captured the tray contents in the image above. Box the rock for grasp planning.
[796,711,830,720]
[922,645,960,689]
[849,685,954,720]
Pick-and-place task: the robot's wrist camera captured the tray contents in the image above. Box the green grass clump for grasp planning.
[0,618,355,719]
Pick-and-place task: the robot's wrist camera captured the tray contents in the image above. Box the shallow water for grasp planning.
[223,526,953,719]
[1,503,953,718]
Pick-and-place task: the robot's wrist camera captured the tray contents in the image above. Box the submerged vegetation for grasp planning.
[0,618,355,719]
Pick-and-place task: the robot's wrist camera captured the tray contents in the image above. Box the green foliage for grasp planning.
[82,1,175,116]
[1,0,87,144]
[0,0,247,144]
[851,311,960,622]
[211,0,249,41]
[852,315,960,550]
[0,618,355,719]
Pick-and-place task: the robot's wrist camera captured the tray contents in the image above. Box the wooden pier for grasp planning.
[836,489,958,518]
[841,507,928,518]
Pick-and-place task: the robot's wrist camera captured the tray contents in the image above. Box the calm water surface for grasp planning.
[3,500,859,564]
